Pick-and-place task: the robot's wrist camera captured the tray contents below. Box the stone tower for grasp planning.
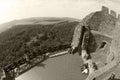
[110,10,116,18]
[101,6,109,14]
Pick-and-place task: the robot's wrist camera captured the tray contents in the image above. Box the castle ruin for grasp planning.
[101,6,109,14]
[110,10,116,18]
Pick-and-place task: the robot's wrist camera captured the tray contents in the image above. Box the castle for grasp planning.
[101,6,120,21]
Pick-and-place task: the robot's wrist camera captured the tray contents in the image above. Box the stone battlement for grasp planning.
[101,6,109,14]
[101,6,120,22]
[110,10,116,18]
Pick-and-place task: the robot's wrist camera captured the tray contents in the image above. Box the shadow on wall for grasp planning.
[76,32,97,56]
[87,32,97,54]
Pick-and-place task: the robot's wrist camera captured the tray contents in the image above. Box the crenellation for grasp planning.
[101,6,109,14]
[110,10,116,18]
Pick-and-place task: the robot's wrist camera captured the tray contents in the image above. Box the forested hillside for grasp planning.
[0,21,79,70]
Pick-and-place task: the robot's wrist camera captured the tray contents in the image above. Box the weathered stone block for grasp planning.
[110,10,116,18]
[101,6,109,14]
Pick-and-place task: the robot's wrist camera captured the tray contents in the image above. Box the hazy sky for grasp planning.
[0,0,120,24]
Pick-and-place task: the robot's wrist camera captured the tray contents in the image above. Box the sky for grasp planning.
[0,0,120,24]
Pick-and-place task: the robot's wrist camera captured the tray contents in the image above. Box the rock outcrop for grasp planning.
[71,6,120,80]
[86,6,120,80]
[71,6,117,53]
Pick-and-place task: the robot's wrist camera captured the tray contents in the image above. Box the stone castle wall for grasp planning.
[101,6,109,14]
[110,10,116,18]
[101,6,120,21]
[85,6,120,80]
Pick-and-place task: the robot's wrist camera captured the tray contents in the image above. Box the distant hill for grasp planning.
[0,17,80,70]
[0,17,80,33]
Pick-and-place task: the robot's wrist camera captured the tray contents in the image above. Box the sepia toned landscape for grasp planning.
[0,0,120,80]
